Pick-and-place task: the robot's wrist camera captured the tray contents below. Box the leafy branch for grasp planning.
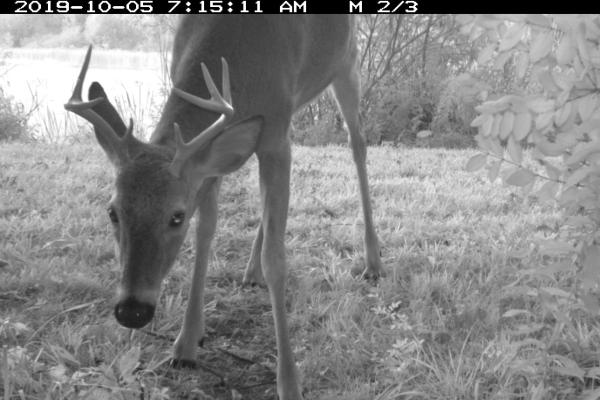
[461,13,600,314]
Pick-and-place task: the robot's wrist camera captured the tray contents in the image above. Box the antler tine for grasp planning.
[170,58,234,177]
[68,44,91,104]
[171,123,194,171]
[220,57,232,106]
[124,118,134,140]
[65,45,103,110]
[64,45,130,164]
[171,60,233,115]
[172,123,189,156]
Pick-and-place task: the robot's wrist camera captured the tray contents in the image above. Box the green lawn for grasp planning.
[2,141,593,400]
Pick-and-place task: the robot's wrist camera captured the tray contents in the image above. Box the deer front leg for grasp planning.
[258,145,303,400]
[172,178,221,366]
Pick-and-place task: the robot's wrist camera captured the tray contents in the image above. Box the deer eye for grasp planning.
[170,211,185,227]
[107,207,119,224]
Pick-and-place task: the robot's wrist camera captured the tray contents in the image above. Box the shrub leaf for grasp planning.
[465,153,487,172]
[506,168,535,187]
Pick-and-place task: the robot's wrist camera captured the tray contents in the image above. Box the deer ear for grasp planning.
[88,82,129,165]
[198,116,263,177]
[88,82,127,136]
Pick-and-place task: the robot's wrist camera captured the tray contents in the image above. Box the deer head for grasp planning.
[65,46,262,329]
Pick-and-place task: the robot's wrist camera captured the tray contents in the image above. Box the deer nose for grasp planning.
[114,298,155,329]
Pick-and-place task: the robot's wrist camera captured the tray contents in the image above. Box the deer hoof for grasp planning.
[362,268,385,282]
[351,263,385,282]
[170,358,197,369]
[242,279,266,289]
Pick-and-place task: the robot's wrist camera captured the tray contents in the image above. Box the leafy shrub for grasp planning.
[0,15,69,48]
[463,12,600,334]
[291,114,347,146]
[431,73,490,136]
[363,76,438,146]
[29,25,87,48]
[460,15,600,396]
[84,16,147,50]
[363,87,410,145]
[0,87,28,141]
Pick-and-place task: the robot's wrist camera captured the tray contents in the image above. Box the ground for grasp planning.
[1,142,596,400]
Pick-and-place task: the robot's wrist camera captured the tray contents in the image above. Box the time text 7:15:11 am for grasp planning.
[168,1,263,13]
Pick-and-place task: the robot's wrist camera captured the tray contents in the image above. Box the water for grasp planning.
[1,48,168,141]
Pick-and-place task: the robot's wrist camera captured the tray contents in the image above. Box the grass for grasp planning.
[0,141,597,400]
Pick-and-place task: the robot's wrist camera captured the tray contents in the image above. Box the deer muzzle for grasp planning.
[114,297,156,329]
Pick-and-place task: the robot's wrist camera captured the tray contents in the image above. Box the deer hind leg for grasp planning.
[172,177,221,366]
[243,223,264,286]
[331,65,384,279]
[257,140,302,400]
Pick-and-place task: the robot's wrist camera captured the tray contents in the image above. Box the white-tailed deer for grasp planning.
[65,15,382,400]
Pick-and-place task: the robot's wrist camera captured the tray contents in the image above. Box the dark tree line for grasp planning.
[1,15,521,147]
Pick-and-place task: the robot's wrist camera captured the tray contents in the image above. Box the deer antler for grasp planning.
[169,58,234,177]
[64,45,134,164]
